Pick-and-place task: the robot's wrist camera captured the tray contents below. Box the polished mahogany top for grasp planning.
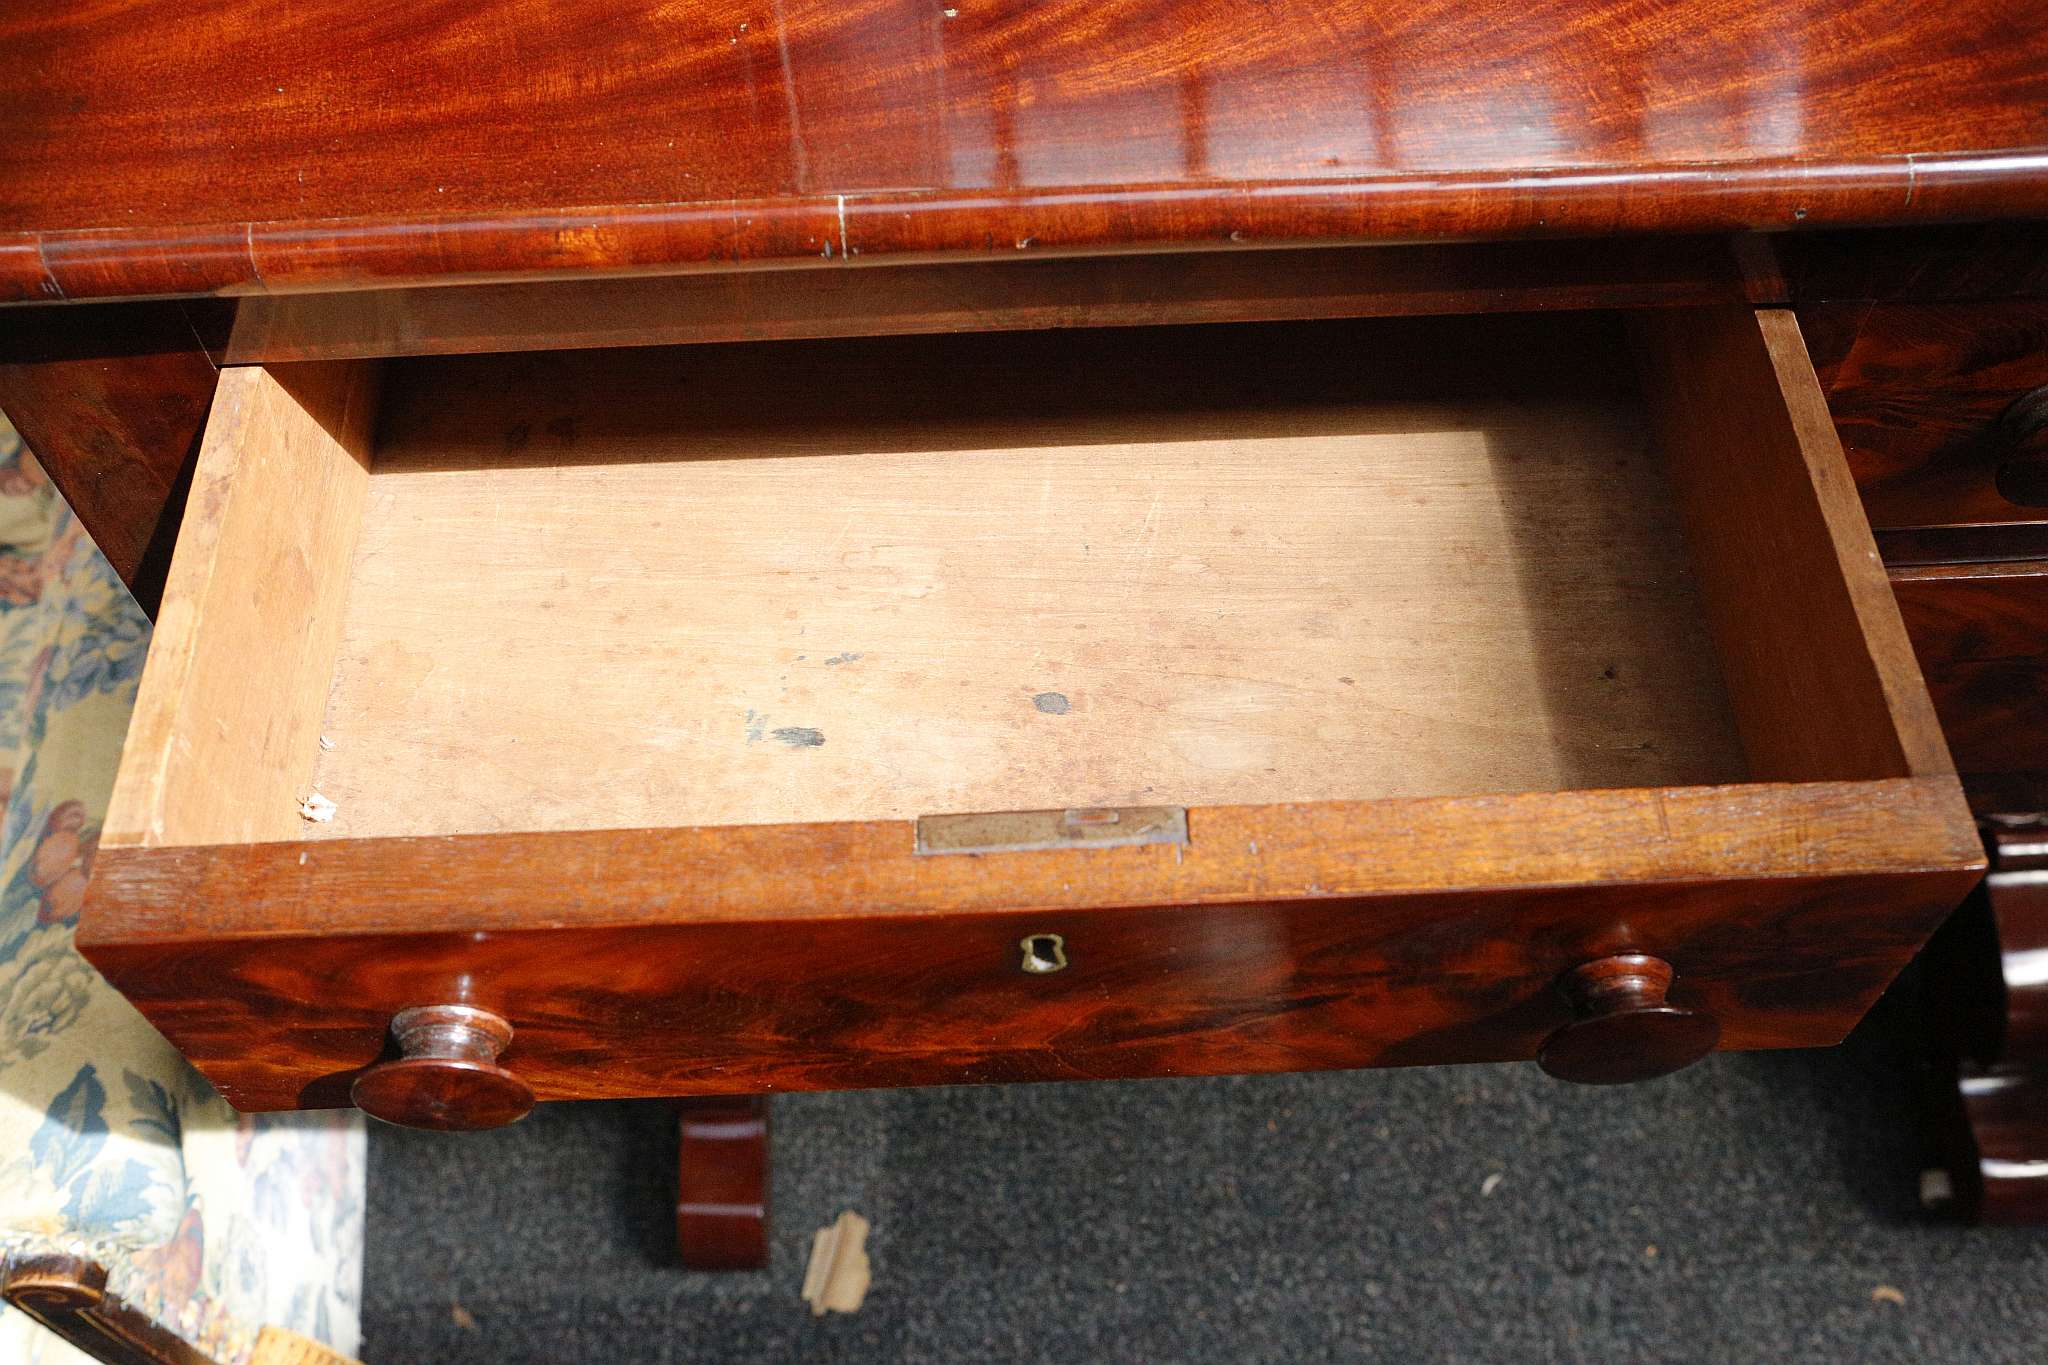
[2,0,2046,301]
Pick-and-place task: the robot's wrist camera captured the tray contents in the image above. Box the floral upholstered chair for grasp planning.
[0,414,369,1365]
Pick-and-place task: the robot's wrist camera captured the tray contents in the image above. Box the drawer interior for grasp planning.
[107,311,1943,849]
[328,316,1744,838]
[83,306,1986,1111]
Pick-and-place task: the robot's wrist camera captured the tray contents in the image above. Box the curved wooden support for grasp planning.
[675,1096,772,1271]
[1538,954,1721,1085]
[1924,815,2048,1222]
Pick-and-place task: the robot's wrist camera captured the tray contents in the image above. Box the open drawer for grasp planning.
[79,306,1983,1128]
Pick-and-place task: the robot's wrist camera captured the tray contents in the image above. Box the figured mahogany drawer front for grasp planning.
[1892,562,2048,776]
[1803,300,2048,564]
[77,308,1981,1121]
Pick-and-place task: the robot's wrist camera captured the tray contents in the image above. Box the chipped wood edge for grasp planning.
[250,1326,362,1365]
[802,1212,871,1316]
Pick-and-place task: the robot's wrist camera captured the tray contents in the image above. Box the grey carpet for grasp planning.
[361,980,2048,1363]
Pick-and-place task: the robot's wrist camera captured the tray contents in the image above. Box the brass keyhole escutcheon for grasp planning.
[1020,932,1068,974]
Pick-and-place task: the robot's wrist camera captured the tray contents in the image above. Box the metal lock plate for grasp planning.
[913,805,1188,856]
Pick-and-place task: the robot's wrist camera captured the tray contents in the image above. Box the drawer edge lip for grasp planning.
[78,775,1983,947]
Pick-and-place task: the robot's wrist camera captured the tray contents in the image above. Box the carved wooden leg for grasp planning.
[2,1254,216,1365]
[675,1095,771,1270]
[1921,813,2048,1222]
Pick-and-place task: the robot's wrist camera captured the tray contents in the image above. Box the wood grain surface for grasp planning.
[214,237,1754,364]
[675,1096,773,1270]
[1892,560,2048,779]
[1917,660,2048,777]
[1804,300,2048,545]
[76,306,1986,1108]
[2,0,2045,300]
[171,226,2048,369]
[1633,307,1956,782]
[0,303,220,606]
[1893,561,2048,667]
[305,318,1743,838]
[81,778,1982,1109]
[103,361,377,848]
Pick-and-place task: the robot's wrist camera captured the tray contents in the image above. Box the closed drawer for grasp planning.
[78,308,1982,1124]
[1803,300,2048,562]
[1892,560,2048,775]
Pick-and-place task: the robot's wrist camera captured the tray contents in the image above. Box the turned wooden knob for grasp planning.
[351,1005,534,1130]
[1537,954,1719,1085]
[1993,385,2048,507]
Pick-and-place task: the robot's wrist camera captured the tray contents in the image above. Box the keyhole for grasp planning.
[1020,933,1068,974]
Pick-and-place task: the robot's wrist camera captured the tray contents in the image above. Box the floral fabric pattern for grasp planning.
[0,413,365,1364]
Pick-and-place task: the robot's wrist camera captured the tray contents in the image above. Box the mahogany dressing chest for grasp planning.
[3,0,2045,1254]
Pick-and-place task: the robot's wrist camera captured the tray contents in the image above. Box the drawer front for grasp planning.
[85,787,1977,1113]
[1893,562,2048,775]
[77,306,1982,1120]
[1804,300,2048,561]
